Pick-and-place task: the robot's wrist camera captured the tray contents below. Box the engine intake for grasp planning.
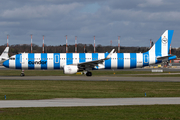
[63,65,78,74]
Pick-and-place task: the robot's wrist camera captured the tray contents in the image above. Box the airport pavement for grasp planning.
[0,97,180,108]
[0,76,180,82]
[0,65,180,71]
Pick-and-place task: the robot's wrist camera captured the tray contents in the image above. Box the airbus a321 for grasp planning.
[3,30,176,76]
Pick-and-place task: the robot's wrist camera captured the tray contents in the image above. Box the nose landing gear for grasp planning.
[20,69,25,77]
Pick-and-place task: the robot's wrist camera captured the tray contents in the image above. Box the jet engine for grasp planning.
[63,65,78,74]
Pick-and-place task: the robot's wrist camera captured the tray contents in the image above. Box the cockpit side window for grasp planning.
[10,58,15,60]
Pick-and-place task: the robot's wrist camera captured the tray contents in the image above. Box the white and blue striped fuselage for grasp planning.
[2,30,177,76]
[6,52,166,70]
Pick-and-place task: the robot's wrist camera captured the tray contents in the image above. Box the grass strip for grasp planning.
[0,80,180,100]
[0,105,180,120]
[0,70,180,77]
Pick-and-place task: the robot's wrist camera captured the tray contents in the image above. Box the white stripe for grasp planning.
[10,55,16,69]
[34,53,41,69]
[85,53,92,62]
[111,53,117,69]
[149,44,156,65]
[47,53,53,69]
[98,53,105,69]
[60,53,66,68]
[161,30,168,56]
[136,53,143,68]
[73,53,79,64]
[124,53,130,69]
[21,53,28,69]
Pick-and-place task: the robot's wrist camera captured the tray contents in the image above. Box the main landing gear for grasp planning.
[86,71,92,76]
[20,69,25,77]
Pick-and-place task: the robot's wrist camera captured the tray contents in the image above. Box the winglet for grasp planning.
[106,49,115,59]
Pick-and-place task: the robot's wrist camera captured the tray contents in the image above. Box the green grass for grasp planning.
[0,105,180,120]
[0,70,180,77]
[1,80,180,100]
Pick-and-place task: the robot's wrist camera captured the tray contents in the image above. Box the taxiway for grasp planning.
[0,76,180,82]
[1,97,180,108]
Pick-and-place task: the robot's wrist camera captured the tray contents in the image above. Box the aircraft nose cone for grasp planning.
[3,60,9,68]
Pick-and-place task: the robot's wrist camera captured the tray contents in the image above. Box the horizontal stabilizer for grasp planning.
[157,55,176,61]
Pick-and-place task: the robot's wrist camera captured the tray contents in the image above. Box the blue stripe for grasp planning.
[155,37,162,64]
[79,53,85,63]
[92,53,98,61]
[155,37,162,57]
[3,60,9,68]
[117,53,124,69]
[104,53,111,69]
[16,54,22,69]
[168,55,176,61]
[67,53,73,65]
[130,53,136,68]
[168,30,174,54]
[143,52,149,67]
[54,53,60,69]
[28,53,34,69]
[41,53,47,69]
[92,53,98,69]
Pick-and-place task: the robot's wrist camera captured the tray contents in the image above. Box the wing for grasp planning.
[77,49,115,69]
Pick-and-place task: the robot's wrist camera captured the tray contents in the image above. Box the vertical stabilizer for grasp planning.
[1,47,9,59]
[149,30,174,57]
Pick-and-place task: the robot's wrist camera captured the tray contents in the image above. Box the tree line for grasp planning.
[0,44,179,58]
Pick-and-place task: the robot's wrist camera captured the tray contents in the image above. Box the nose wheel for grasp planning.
[20,70,25,77]
[86,72,92,76]
[20,73,25,76]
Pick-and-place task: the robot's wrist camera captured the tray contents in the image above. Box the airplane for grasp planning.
[3,30,177,76]
[0,47,9,64]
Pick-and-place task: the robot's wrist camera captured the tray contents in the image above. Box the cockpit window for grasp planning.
[10,58,15,60]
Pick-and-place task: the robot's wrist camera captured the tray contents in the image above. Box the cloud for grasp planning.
[1,3,83,20]
[0,0,180,48]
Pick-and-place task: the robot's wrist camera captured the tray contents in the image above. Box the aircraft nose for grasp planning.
[3,60,9,68]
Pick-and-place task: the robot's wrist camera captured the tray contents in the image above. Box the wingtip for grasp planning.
[110,49,115,53]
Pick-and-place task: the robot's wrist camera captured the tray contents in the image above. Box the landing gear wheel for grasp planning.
[20,73,25,77]
[20,69,25,77]
[86,72,92,76]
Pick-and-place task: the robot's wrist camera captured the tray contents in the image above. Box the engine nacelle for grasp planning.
[63,65,78,74]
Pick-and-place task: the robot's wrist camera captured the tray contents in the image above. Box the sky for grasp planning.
[0,0,180,47]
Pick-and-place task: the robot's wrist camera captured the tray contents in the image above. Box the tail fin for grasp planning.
[1,47,9,59]
[149,30,174,57]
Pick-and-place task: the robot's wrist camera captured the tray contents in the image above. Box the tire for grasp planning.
[20,73,25,77]
[86,72,92,76]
